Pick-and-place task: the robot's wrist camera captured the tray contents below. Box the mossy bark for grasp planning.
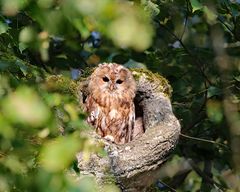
[76,68,181,192]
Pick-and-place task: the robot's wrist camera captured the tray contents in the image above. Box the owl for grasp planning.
[85,63,136,144]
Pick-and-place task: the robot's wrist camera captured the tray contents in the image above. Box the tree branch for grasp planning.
[154,19,212,85]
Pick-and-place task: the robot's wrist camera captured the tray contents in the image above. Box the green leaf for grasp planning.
[0,22,9,34]
[15,59,28,76]
[207,86,222,98]
[77,177,98,192]
[37,0,55,9]
[124,59,146,69]
[230,3,240,17]
[1,0,30,16]
[3,155,27,174]
[234,75,240,82]
[19,26,37,44]
[141,0,160,17]
[190,0,204,12]
[207,100,223,123]
[40,135,81,172]
[203,6,217,25]
[109,13,153,51]
[0,116,15,139]
[71,18,90,39]
[18,42,28,53]
[2,86,51,127]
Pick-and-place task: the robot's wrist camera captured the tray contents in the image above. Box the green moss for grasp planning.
[45,75,78,96]
[80,67,96,79]
[100,165,118,186]
[131,68,172,97]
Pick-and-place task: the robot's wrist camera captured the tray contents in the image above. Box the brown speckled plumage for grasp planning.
[85,63,136,144]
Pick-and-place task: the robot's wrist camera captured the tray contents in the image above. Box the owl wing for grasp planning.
[85,95,98,125]
[86,95,106,137]
[127,103,135,142]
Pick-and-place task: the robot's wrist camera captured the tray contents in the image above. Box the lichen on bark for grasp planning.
[44,75,78,96]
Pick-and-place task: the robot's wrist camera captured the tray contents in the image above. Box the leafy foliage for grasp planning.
[0,0,239,191]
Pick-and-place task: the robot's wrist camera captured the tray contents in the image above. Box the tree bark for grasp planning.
[77,68,181,191]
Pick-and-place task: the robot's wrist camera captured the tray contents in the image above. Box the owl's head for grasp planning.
[88,63,136,99]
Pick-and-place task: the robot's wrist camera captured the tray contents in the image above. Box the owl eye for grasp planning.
[116,79,123,84]
[102,76,109,82]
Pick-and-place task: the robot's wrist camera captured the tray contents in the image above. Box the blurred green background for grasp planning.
[0,0,239,191]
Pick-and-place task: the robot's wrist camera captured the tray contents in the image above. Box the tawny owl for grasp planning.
[85,63,136,144]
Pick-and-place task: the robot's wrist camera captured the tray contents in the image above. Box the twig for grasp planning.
[168,169,192,189]
[217,17,234,37]
[156,180,177,192]
[180,17,188,41]
[180,0,189,40]
[183,113,206,132]
[180,133,230,150]
[154,19,212,85]
[188,159,226,191]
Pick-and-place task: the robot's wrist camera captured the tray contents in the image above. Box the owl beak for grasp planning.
[109,84,115,91]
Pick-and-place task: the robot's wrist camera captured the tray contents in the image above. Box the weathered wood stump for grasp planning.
[76,68,181,191]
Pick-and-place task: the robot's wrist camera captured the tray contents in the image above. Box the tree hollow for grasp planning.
[77,68,181,191]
